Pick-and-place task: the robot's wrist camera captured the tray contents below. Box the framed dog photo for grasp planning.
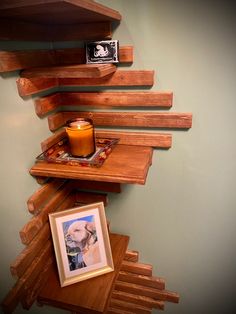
[86,40,119,64]
[49,202,114,287]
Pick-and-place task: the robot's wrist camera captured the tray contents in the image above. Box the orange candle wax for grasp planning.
[66,118,95,157]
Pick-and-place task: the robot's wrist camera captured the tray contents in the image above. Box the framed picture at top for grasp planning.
[49,202,114,287]
[86,40,119,64]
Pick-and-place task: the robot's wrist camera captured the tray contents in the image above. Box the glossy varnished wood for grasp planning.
[27,179,67,214]
[37,233,129,314]
[30,145,153,185]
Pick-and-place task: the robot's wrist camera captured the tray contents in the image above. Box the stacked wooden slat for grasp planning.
[34,90,172,117]
[27,81,191,183]
[0,10,192,311]
[107,251,179,313]
[17,70,155,96]
[1,179,119,313]
[1,180,74,313]
[0,46,133,73]
[21,64,117,79]
[0,0,122,41]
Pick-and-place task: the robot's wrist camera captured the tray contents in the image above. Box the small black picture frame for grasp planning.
[86,40,119,64]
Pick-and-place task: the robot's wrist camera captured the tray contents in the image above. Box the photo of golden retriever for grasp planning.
[64,218,101,271]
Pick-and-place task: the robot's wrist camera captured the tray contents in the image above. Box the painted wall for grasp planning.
[0,0,236,313]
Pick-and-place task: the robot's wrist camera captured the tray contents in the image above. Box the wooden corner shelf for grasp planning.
[17,70,154,97]
[0,0,122,24]
[0,46,133,73]
[0,1,191,313]
[30,145,153,185]
[1,184,180,313]
[21,64,117,79]
[0,0,121,41]
[37,233,129,314]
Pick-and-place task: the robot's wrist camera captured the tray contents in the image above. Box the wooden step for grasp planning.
[35,91,173,116]
[0,0,121,41]
[37,233,129,314]
[30,144,153,185]
[17,70,154,96]
[40,128,172,151]
[0,46,133,72]
[0,19,112,41]
[21,64,117,79]
[48,111,192,131]
[0,0,122,24]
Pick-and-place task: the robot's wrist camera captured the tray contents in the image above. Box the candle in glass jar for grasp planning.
[66,118,95,157]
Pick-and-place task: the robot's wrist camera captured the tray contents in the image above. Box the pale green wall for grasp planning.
[1,0,236,313]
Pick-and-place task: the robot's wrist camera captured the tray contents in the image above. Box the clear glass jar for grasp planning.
[65,118,95,158]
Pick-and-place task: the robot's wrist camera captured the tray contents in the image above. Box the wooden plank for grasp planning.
[112,290,165,310]
[17,71,154,96]
[118,271,165,291]
[124,251,139,263]
[18,240,52,294]
[41,129,66,152]
[96,130,172,149]
[75,191,108,206]
[10,224,50,279]
[0,18,56,41]
[0,0,122,24]
[51,21,112,41]
[20,184,72,245]
[0,46,133,73]
[54,46,133,66]
[59,91,172,107]
[35,93,62,117]
[16,77,58,97]
[30,145,153,185]
[0,49,54,72]
[21,257,54,310]
[1,241,52,314]
[59,70,154,88]
[117,46,133,64]
[40,129,168,154]
[47,112,64,131]
[109,299,152,314]
[21,64,117,79]
[35,90,172,117]
[0,19,112,41]
[48,111,192,131]
[70,180,122,193]
[37,233,129,314]
[121,261,153,276]
[27,179,67,215]
[11,194,76,278]
[107,308,135,314]
[35,176,51,185]
[115,280,179,303]
[40,127,171,150]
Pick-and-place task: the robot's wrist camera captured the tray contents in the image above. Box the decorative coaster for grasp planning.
[36,137,119,167]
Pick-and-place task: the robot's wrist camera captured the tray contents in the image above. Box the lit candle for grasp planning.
[66,118,95,158]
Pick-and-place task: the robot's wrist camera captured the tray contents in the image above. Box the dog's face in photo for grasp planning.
[65,220,95,249]
[65,219,101,268]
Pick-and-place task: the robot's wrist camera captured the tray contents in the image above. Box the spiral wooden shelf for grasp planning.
[0,1,192,313]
